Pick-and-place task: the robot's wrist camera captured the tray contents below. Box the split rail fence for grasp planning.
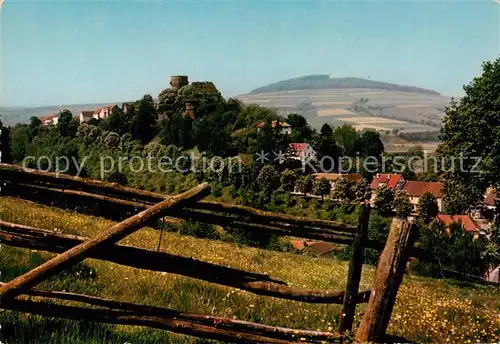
[0,163,470,342]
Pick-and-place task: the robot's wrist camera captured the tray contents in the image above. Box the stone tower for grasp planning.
[170,75,189,90]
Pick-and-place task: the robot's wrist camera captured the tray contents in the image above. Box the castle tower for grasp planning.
[170,75,189,90]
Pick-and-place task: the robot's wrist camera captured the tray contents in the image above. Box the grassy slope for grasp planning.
[0,197,499,344]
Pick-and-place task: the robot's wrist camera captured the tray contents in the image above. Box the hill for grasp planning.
[250,75,441,96]
[0,102,125,126]
[1,197,499,344]
[238,76,452,134]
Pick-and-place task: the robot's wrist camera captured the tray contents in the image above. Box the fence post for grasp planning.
[338,202,370,335]
[354,218,419,343]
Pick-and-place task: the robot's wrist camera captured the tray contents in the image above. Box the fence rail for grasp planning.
[0,163,487,343]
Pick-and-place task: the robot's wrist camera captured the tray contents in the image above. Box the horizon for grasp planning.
[0,0,498,108]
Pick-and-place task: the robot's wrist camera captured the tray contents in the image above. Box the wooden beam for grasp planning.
[0,286,342,343]
[338,203,370,334]
[354,219,419,343]
[0,183,211,301]
[0,221,371,304]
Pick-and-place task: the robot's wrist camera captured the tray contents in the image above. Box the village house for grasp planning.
[369,173,405,206]
[288,143,316,162]
[256,120,292,135]
[79,111,94,123]
[93,105,118,119]
[436,214,484,239]
[38,114,58,126]
[313,173,362,189]
[403,180,443,212]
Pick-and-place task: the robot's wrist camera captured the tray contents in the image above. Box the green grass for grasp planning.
[0,197,499,343]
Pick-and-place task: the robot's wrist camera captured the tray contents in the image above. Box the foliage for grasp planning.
[131,95,157,144]
[312,178,331,200]
[280,168,297,192]
[58,110,78,137]
[294,175,313,195]
[374,185,394,216]
[411,220,488,278]
[256,164,280,192]
[439,57,500,212]
[393,190,413,219]
[330,178,354,202]
[0,120,12,163]
[418,192,439,223]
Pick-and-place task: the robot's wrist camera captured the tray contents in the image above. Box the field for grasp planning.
[1,197,499,343]
[237,88,449,133]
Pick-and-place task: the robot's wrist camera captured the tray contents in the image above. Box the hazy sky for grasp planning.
[0,0,498,107]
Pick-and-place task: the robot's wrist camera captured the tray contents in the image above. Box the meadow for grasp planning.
[0,197,499,343]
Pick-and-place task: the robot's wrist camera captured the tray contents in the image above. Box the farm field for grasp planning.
[0,197,499,343]
[237,88,449,133]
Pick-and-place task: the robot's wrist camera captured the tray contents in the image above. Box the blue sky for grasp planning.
[0,0,498,107]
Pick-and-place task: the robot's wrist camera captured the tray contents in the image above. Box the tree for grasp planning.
[313,178,331,200]
[334,123,359,156]
[353,180,369,201]
[295,175,313,195]
[158,114,193,150]
[287,114,313,143]
[132,94,157,144]
[374,185,394,216]
[29,116,42,129]
[0,120,12,163]
[317,123,342,169]
[280,168,297,192]
[256,165,280,192]
[418,192,439,223]
[439,57,500,212]
[103,106,131,135]
[331,178,354,202]
[358,130,384,158]
[58,110,78,137]
[393,190,413,219]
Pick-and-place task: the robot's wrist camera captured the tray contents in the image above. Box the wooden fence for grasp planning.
[0,163,440,342]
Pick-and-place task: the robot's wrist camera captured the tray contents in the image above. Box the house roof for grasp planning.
[256,120,290,129]
[94,105,116,114]
[370,174,404,190]
[80,111,94,118]
[39,114,57,122]
[313,173,362,183]
[436,214,480,232]
[289,143,313,157]
[403,181,443,198]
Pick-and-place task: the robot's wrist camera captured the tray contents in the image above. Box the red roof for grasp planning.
[39,114,57,122]
[93,105,116,114]
[313,173,362,183]
[370,174,404,190]
[289,143,312,157]
[256,120,290,129]
[403,181,443,198]
[436,215,479,232]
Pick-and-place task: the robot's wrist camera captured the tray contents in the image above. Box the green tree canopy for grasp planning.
[393,190,413,219]
[313,178,331,200]
[374,185,394,216]
[439,57,500,213]
[418,192,439,223]
[132,94,157,144]
[58,110,78,137]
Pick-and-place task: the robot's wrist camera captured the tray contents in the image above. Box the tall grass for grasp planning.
[0,197,499,343]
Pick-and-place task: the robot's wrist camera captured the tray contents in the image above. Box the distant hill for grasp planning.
[250,75,441,96]
[0,102,125,126]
